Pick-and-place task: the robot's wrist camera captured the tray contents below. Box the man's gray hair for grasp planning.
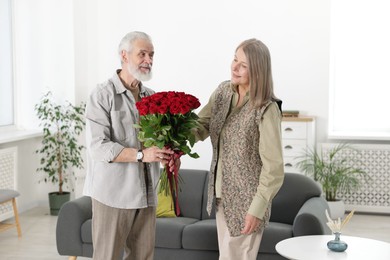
[118,31,152,63]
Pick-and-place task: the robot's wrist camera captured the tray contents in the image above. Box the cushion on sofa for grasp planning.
[156,186,176,218]
[182,219,218,251]
[155,217,199,249]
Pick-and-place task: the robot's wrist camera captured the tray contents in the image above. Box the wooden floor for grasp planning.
[0,207,90,260]
[0,207,389,259]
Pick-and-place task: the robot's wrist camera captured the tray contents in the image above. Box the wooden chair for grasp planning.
[0,189,22,237]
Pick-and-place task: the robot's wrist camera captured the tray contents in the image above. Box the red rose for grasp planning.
[185,94,200,109]
[141,96,151,105]
[162,97,172,107]
[165,91,177,100]
[161,99,171,108]
[149,103,159,114]
[175,96,185,104]
[136,102,149,116]
[180,104,191,114]
[150,92,166,104]
[169,102,181,114]
[157,103,168,114]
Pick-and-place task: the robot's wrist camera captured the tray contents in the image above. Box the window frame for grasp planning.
[0,0,15,128]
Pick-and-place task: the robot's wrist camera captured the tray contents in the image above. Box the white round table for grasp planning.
[275,235,390,260]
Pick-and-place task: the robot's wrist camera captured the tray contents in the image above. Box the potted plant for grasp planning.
[295,143,369,218]
[35,92,86,215]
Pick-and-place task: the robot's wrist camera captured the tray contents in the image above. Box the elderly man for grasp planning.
[83,31,175,260]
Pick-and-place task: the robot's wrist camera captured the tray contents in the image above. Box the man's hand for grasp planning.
[241,213,261,235]
[142,146,173,163]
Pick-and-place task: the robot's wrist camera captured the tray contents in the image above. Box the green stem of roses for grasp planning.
[159,169,183,197]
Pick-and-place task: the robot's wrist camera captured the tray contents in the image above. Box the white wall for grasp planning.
[5,0,332,212]
[74,0,331,170]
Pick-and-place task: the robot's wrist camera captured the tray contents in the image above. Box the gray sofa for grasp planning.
[56,169,330,260]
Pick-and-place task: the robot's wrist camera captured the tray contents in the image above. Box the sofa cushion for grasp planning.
[259,222,293,254]
[156,217,199,249]
[156,187,176,218]
[182,219,218,251]
[81,219,92,243]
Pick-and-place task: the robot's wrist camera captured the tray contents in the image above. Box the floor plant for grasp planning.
[35,92,86,214]
[295,143,370,202]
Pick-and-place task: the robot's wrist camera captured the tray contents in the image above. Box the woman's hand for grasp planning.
[167,156,181,172]
[241,213,261,235]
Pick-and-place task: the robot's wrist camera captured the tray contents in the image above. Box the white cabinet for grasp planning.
[281,117,315,174]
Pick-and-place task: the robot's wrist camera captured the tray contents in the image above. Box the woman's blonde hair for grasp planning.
[236,38,278,109]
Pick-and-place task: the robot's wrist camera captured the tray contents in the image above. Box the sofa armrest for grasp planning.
[56,196,92,256]
[292,197,331,236]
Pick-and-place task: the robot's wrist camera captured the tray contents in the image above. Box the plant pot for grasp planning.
[48,192,70,216]
[327,200,345,219]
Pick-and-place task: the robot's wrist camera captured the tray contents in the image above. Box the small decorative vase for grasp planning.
[327,232,348,252]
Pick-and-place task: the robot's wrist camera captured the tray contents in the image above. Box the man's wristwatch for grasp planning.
[136,149,144,162]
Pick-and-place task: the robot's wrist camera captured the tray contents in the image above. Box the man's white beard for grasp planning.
[127,62,153,81]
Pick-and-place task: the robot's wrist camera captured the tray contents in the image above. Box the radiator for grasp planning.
[321,143,390,214]
[0,147,18,221]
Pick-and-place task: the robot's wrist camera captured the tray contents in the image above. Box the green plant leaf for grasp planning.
[295,143,370,201]
[35,91,86,194]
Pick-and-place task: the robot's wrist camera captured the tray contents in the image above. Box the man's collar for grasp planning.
[113,69,144,94]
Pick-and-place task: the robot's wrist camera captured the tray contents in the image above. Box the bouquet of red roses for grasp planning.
[135,91,200,216]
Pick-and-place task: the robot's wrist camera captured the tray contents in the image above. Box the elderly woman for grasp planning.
[195,38,285,260]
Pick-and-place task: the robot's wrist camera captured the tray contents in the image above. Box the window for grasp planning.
[0,0,14,127]
[329,0,390,140]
